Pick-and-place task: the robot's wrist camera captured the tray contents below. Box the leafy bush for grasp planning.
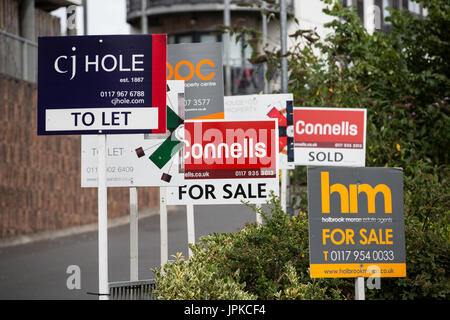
[154,0,449,300]
[153,252,256,300]
[154,195,350,300]
[154,189,448,300]
[265,0,450,299]
[366,166,450,300]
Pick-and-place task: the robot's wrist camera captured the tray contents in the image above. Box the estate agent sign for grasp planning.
[38,34,167,135]
[307,166,406,278]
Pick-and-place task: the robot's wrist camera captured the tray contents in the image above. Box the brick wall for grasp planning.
[0,73,160,239]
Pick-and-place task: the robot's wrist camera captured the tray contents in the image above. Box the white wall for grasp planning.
[266,0,335,52]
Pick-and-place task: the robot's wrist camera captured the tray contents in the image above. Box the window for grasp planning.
[356,0,364,22]
[229,33,252,67]
[178,34,193,44]
[342,0,353,7]
[169,32,222,44]
[199,34,217,43]
[167,31,262,95]
[408,0,421,14]
[383,0,391,24]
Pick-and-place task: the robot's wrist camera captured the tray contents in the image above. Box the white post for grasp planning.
[280,0,290,216]
[281,169,287,213]
[141,0,148,34]
[261,0,269,94]
[280,0,288,93]
[83,0,88,35]
[97,134,109,300]
[364,0,378,34]
[186,204,195,258]
[129,187,138,281]
[255,204,263,225]
[355,276,365,300]
[223,0,232,96]
[160,187,168,266]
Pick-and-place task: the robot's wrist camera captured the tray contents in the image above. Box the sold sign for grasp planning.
[293,107,366,167]
[182,120,277,179]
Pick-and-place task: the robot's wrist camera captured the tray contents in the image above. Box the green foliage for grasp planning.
[273,261,342,300]
[154,196,351,300]
[155,0,449,300]
[153,252,256,300]
[366,165,450,300]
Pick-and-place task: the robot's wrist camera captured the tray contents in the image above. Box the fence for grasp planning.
[108,279,157,300]
[0,29,37,82]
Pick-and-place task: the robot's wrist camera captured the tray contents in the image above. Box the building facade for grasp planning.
[126,0,426,94]
[127,0,296,94]
[0,0,160,239]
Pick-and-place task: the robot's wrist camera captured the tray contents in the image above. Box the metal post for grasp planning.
[223,0,232,96]
[141,0,148,34]
[20,0,35,41]
[281,169,287,213]
[129,187,139,281]
[159,187,168,266]
[186,204,195,258]
[262,1,269,94]
[20,0,34,81]
[83,0,88,35]
[22,43,28,82]
[279,0,291,214]
[355,276,365,300]
[97,134,109,300]
[280,0,288,93]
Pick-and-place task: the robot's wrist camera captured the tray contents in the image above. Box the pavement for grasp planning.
[0,204,257,300]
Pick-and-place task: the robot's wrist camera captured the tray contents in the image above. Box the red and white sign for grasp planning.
[183,120,277,179]
[166,120,279,205]
[293,107,366,166]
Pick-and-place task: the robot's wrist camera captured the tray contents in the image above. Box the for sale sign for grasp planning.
[38,35,167,135]
[183,121,277,179]
[294,108,366,166]
[307,166,406,278]
[166,120,279,204]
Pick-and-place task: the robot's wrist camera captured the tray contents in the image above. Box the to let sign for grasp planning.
[307,166,406,278]
[37,34,167,135]
[293,107,366,166]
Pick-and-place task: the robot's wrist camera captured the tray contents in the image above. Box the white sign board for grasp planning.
[81,81,185,187]
[224,94,294,169]
[293,107,367,167]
